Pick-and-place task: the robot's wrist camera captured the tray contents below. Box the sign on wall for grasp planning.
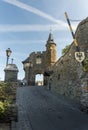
[75,52,85,62]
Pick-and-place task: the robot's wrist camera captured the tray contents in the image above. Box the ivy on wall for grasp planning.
[82,57,88,71]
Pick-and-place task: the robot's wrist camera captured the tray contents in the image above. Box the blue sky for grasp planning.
[0,0,88,81]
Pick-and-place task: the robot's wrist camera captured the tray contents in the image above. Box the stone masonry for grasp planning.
[50,17,88,110]
[4,64,19,82]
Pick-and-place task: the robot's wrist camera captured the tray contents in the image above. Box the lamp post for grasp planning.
[6,48,12,66]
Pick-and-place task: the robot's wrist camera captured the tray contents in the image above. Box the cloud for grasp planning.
[3,0,65,24]
[0,23,78,32]
[0,40,45,44]
[0,38,72,47]
[2,0,78,32]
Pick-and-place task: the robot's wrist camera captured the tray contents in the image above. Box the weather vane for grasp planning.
[50,26,52,33]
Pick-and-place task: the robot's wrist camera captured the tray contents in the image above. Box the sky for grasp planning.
[0,0,88,81]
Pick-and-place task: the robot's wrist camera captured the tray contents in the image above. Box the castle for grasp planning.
[22,17,88,110]
[22,32,57,86]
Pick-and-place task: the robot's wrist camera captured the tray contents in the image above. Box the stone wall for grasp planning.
[50,17,88,109]
[0,123,10,130]
[51,43,82,100]
[5,71,18,82]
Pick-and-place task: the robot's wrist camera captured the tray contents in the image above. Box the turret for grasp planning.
[45,32,57,69]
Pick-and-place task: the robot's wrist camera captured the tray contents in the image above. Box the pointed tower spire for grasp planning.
[46,32,56,46]
[45,32,57,68]
[47,32,54,42]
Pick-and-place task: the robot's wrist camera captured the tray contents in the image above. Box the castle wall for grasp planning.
[50,18,88,109]
[51,43,82,100]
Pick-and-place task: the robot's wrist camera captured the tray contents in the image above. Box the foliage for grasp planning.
[82,58,88,71]
[0,101,10,118]
[0,82,16,100]
[62,45,70,55]
[0,101,5,115]
[0,82,16,120]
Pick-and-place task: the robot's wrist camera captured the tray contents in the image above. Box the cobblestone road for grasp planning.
[16,86,88,130]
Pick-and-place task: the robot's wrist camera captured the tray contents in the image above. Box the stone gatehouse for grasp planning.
[22,32,57,85]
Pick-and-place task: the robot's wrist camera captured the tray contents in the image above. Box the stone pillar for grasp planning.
[28,68,35,86]
[4,64,19,82]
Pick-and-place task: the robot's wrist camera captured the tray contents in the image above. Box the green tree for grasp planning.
[62,45,70,55]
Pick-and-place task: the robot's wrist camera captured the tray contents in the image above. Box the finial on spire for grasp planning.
[50,26,52,33]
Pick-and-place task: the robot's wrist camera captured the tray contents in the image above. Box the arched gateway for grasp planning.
[22,32,57,86]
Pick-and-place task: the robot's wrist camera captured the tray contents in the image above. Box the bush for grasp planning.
[0,82,16,121]
[0,101,10,119]
[0,101,5,115]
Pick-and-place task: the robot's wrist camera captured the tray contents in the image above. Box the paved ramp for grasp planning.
[16,86,88,130]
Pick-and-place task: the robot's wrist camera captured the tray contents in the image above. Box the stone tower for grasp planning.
[45,32,57,70]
